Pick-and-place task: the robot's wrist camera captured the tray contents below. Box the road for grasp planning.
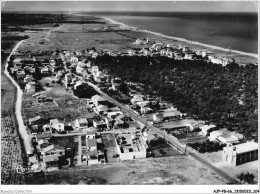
[4,39,33,154]
[3,24,67,154]
[86,81,239,184]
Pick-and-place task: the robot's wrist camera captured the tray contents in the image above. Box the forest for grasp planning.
[94,55,258,140]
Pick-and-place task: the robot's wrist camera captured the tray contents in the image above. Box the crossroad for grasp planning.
[86,81,239,184]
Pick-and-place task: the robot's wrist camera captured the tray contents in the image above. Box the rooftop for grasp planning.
[36,132,52,139]
[91,95,107,102]
[29,116,41,123]
[87,139,97,147]
[43,155,59,163]
[233,142,258,154]
[78,117,88,124]
[50,118,63,125]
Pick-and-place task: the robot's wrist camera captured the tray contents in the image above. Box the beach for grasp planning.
[101,16,258,58]
[70,12,257,65]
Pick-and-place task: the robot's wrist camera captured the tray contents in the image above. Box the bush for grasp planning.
[188,141,226,153]
[237,172,255,184]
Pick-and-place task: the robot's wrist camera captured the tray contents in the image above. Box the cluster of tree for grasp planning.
[102,88,130,104]
[148,137,168,148]
[73,84,98,98]
[237,172,255,184]
[188,140,226,153]
[94,55,257,140]
[2,13,104,26]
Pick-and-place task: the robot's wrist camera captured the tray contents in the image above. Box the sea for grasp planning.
[88,12,258,54]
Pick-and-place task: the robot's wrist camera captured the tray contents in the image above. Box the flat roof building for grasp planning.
[222,142,258,166]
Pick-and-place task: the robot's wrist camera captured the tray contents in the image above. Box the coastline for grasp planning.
[101,16,258,58]
[4,39,32,154]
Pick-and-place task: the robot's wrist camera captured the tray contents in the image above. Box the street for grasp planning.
[86,81,239,184]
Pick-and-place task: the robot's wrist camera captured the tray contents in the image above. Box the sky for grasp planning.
[1,1,258,12]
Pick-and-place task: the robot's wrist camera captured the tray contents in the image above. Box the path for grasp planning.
[4,39,32,154]
[3,24,66,154]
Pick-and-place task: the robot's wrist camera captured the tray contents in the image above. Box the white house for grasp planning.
[91,95,109,107]
[140,107,153,114]
[136,100,150,108]
[201,50,212,58]
[70,119,80,131]
[25,82,36,93]
[218,134,239,144]
[78,117,88,128]
[153,108,182,122]
[200,124,216,136]
[93,119,107,130]
[134,39,145,45]
[86,139,97,151]
[24,74,34,83]
[41,67,50,75]
[209,130,223,141]
[131,94,144,105]
[210,57,223,64]
[70,56,78,64]
[106,110,123,119]
[42,144,65,156]
[50,118,64,132]
[92,67,100,77]
[222,142,258,166]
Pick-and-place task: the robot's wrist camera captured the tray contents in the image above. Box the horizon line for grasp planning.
[2,10,258,13]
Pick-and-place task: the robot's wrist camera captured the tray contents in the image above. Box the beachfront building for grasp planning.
[134,39,146,45]
[222,142,258,166]
[201,50,212,58]
[210,57,223,64]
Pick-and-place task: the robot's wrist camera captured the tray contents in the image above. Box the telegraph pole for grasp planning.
[185,126,189,154]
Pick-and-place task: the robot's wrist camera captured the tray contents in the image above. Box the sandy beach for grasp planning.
[70,11,258,60]
[101,16,258,58]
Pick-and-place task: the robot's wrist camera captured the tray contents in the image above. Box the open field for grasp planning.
[12,12,257,64]
[24,155,227,185]
[21,82,91,121]
[200,151,258,184]
[1,77,16,114]
[17,24,139,53]
[1,114,25,184]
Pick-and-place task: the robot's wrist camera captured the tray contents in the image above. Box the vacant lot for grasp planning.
[21,82,90,121]
[201,151,258,184]
[18,24,139,53]
[1,82,16,114]
[25,155,227,185]
[1,114,25,184]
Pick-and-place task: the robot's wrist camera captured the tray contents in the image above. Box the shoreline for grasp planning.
[70,12,258,59]
[4,39,32,154]
[101,16,258,58]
